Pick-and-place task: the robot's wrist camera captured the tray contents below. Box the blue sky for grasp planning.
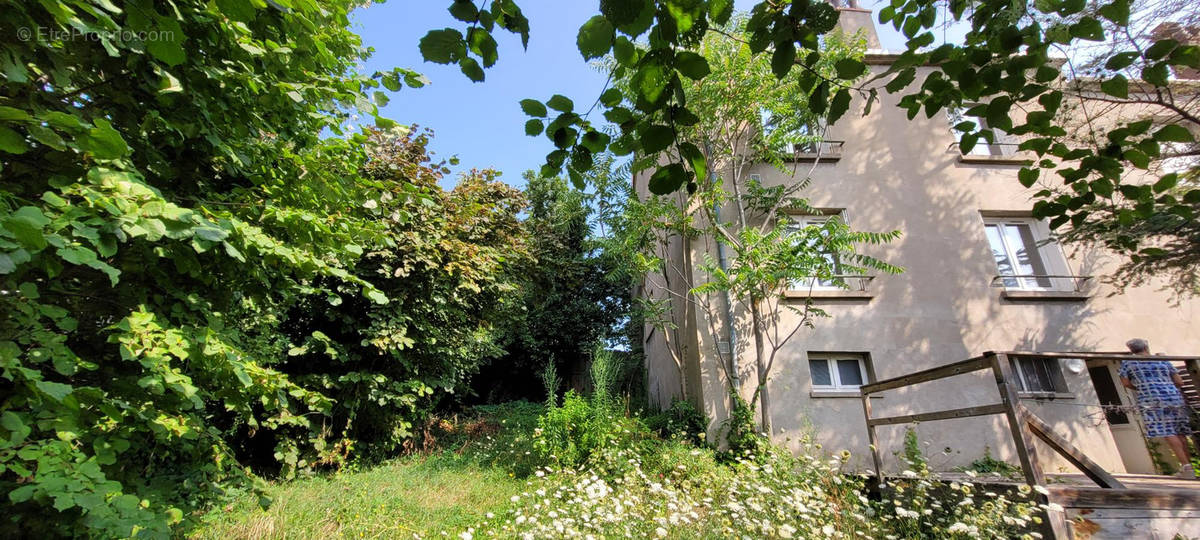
[351,1,930,188]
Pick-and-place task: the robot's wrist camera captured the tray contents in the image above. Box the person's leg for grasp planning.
[1164,435,1190,463]
[1164,435,1195,478]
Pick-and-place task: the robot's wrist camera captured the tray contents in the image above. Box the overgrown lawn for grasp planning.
[190,455,522,539]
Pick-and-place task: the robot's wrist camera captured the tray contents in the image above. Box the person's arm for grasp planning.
[1172,371,1186,391]
[1121,376,1135,390]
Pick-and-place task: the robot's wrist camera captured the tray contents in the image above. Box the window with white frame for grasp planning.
[786,213,843,290]
[948,106,1014,156]
[1010,356,1069,395]
[760,108,822,154]
[809,353,869,391]
[982,217,1070,291]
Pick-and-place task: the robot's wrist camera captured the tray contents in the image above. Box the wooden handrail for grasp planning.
[859,355,990,394]
[858,350,1169,494]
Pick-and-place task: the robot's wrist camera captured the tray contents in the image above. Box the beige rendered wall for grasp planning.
[663,60,1200,474]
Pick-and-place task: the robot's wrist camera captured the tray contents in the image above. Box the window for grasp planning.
[760,108,822,154]
[809,353,869,391]
[982,217,1068,291]
[1010,356,1069,395]
[948,106,1013,156]
[786,214,842,290]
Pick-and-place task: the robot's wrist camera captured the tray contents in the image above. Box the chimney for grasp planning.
[1151,23,1199,80]
[833,1,882,51]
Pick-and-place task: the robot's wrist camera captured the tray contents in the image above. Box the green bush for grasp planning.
[646,398,708,444]
[535,391,613,468]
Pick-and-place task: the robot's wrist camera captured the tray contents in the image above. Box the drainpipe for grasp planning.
[705,142,740,393]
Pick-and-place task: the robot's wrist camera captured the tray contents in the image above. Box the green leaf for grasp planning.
[57,246,98,265]
[1154,124,1194,143]
[9,485,35,503]
[459,57,484,82]
[194,226,229,242]
[1018,167,1040,187]
[1145,39,1177,61]
[1099,75,1128,98]
[419,28,466,64]
[525,119,544,136]
[827,89,852,125]
[0,106,30,122]
[771,42,796,79]
[580,130,610,153]
[35,380,74,402]
[78,119,128,159]
[577,15,614,60]
[648,163,687,194]
[547,94,574,112]
[1153,173,1178,193]
[1096,0,1130,25]
[448,0,479,22]
[599,88,623,107]
[0,126,29,154]
[810,82,830,115]
[1171,45,1200,69]
[365,289,389,304]
[678,142,706,181]
[1142,63,1169,86]
[601,0,647,27]
[709,0,734,25]
[520,99,548,117]
[835,59,867,80]
[1,412,30,445]
[3,206,50,249]
[1068,17,1104,41]
[632,59,670,110]
[640,125,674,154]
[613,36,636,66]
[1105,52,1138,71]
[675,52,710,80]
[467,28,499,68]
[605,107,633,124]
[146,17,186,66]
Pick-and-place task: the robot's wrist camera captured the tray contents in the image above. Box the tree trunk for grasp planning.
[749,298,772,435]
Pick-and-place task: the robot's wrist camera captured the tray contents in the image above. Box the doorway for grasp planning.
[1087,360,1156,474]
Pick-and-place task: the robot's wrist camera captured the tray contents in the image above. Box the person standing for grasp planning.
[1120,338,1196,479]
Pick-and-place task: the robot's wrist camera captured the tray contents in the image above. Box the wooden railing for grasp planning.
[859,351,1200,489]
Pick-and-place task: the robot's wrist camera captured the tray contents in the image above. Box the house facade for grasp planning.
[639,9,1200,475]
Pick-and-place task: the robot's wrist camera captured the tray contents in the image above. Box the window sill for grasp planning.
[957,154,1032,165]
[811,390,872,398]
[1000,290,1089,302]
[784,290,874,300]
[786,152,841,163]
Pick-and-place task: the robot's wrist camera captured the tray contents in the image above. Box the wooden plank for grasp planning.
[1001,351,1200,362]
[1049,486,1200,510]
[868,403,1008,427]
[861,393,883,482]
[1022,405,1125,489]
[859,355,990,395]
[991,353,1046,487]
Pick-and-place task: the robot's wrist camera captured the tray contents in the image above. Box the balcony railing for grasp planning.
[989,274,1093,293]
[949,142,1031,163]
[788,140,844,161]
[792,274,875,292]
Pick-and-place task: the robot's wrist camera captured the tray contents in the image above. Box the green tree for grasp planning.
[612,23,900,433]
[281,128,530,458]
[0,1,423,536]
[484,164,631,402]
